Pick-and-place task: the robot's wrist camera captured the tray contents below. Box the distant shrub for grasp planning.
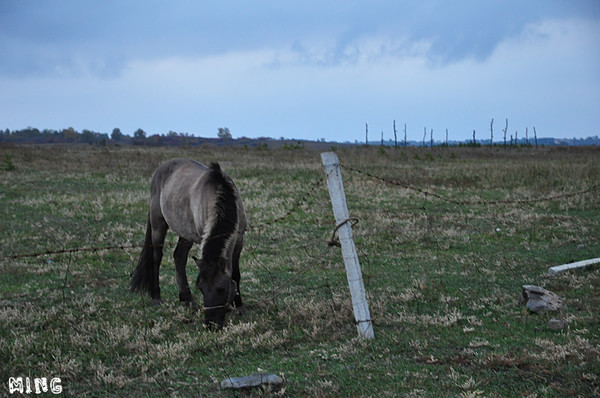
[284,141,304,150]
[1,155,15,171]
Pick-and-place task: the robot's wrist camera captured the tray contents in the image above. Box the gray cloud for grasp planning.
[3,1,597,78]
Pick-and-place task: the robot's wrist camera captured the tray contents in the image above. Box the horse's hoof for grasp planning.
[151,299,162,306]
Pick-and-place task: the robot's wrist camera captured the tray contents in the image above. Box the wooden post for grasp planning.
[548,258,600,276]
[321,152,374,339]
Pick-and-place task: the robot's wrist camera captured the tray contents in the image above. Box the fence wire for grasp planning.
[3,159,598,306]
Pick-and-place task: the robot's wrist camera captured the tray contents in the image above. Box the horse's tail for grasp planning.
[200,163,239,263]
[130,213,154,293]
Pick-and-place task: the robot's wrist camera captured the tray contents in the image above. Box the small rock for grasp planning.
[220,373,284,390]
[520,285,562,314]
[547,318,568,331]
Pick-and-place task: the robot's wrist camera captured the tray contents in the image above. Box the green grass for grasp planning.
[1,144,599,396]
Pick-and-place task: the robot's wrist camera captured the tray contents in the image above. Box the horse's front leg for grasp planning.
[174,237,196,308]
[231,235,244,309]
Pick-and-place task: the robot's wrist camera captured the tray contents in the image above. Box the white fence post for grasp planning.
[548,257,600,276]
[321,152,374,339]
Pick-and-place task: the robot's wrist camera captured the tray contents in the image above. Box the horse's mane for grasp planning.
[199,162,239,277]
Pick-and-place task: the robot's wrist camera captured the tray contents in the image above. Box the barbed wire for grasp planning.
[4,159,596,292]
[250,177,324,228]
[340,163,600,206]
[3,159,596,311]
[0,177,324,261]
[8,158,595,263]
[0,243,143,261]
[4,157,596,314]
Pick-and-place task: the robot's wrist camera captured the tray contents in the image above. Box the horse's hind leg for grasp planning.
[150,217,168,306]
[174,237,196,307]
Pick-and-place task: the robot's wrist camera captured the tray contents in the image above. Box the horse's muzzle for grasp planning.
[203,307,231,330]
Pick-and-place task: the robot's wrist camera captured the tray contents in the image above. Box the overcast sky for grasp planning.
[1,1,599,142]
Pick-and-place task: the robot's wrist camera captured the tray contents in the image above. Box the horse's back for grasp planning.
[152,158,206,184]
[150,159,212,242]
[150,158,246,245]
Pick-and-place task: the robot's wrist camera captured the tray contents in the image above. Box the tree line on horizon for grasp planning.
[0,126,246,147]
[1,126,599,147]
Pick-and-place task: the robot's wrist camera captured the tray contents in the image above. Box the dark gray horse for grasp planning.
[130,158,246,328]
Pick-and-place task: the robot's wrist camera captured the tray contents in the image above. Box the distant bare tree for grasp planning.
[430,129,433,148]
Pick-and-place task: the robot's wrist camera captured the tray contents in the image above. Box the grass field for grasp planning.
[1,144,599,397]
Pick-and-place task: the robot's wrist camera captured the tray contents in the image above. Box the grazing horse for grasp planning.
[130,158,246,328]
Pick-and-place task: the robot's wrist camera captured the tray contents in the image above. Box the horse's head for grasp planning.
[193,256,237,330]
